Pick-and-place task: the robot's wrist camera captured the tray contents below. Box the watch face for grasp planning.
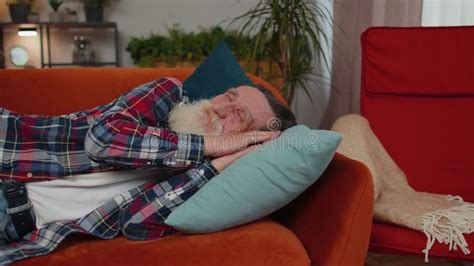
[9,46,29,67]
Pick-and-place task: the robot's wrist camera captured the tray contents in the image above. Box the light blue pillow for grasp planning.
[164,125,341,233]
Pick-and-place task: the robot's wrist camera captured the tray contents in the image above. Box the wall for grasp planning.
[292,0,333,128]
[422,0,474,26]
[0,0,256,67]
[0,0,333,129]
[322,0,422,128]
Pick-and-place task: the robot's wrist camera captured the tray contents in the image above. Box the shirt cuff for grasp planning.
[175,133,205,167]
[189,162,220,188]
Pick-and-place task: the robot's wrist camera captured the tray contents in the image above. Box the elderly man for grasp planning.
[0,77,296,255]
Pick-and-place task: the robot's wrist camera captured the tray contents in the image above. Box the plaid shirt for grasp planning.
[0,77,205,182]
[0,77,219,264]
[0,162,219,264]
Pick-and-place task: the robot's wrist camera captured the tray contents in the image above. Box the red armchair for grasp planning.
[361,26,474,261]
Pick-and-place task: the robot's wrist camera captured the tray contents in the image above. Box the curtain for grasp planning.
[321,0,423,128]
[422,0,474,26]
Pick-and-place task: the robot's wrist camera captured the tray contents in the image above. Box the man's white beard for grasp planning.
[168,100,223,136]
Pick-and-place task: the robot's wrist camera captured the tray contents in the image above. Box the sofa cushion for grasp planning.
[165,125,341,233]
[15,219,310,266]
[183,41,254,100]
[0,68,284,116]
[362,27,474,97]
[370,222,474,261]
[361,27,474,201]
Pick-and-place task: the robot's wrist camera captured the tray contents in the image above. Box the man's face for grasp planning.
[168,86,275,135]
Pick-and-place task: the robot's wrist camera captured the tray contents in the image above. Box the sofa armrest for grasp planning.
[274,153,374,266]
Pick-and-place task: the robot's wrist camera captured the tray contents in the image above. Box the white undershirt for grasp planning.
[26,168,177,229]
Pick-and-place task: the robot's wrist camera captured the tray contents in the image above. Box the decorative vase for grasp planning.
[49,12,63,22]
[8,4,31,23]
[84,5,103,22]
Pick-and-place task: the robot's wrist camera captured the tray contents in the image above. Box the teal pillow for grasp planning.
[183,41,254,100]
[165,125,341,233]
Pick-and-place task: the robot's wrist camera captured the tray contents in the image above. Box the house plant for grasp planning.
[126,26,283,88]
[6,0,35,23]
[126,26,253,68]
[230,0,332,105]
[48,0,63,22]
[79,0,114,22]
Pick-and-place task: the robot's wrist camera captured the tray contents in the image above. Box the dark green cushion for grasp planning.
[183,41,254,100]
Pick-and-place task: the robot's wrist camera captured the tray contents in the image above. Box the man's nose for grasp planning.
[213,103,235,118]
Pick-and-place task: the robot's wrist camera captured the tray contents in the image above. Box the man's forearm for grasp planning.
[84,77,207,168]
[84,124,206,168]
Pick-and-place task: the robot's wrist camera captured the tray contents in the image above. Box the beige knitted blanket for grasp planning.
[331,114,474,262]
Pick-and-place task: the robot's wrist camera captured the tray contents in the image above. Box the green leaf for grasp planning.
[229,0,333,105]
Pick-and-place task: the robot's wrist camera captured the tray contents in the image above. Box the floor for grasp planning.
[365,253,472,266]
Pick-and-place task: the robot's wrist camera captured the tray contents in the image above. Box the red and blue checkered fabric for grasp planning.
[0,163,218,264]
[0,77,205,181]
[0,77,219,264]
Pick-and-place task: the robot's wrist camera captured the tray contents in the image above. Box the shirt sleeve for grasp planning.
[119,162,219,240]
[84,77,206,168]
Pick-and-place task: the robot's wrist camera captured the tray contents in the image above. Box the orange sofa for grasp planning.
[0,68,374,266]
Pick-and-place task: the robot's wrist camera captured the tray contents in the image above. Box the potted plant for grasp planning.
[48,0,63,22]
[126,26,253,68]
[80,0,113,22]
[230,0,332,105]
[6,0,35,23]
[126,25,286,89]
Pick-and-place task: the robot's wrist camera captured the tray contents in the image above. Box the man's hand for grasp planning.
[204,131,280,157]
[211,144,262,172]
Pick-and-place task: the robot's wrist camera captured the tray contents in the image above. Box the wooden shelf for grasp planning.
[0,22,116,28]
[49,62,117,67]
[0,22,120,69]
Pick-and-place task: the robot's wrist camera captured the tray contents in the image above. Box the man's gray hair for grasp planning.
[255,85,297,131]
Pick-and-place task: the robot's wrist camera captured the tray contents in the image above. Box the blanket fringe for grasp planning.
[421,195,474,262]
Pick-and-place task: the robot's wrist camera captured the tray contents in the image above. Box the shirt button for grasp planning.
[26,172,33,178]
[198,169,205,175]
